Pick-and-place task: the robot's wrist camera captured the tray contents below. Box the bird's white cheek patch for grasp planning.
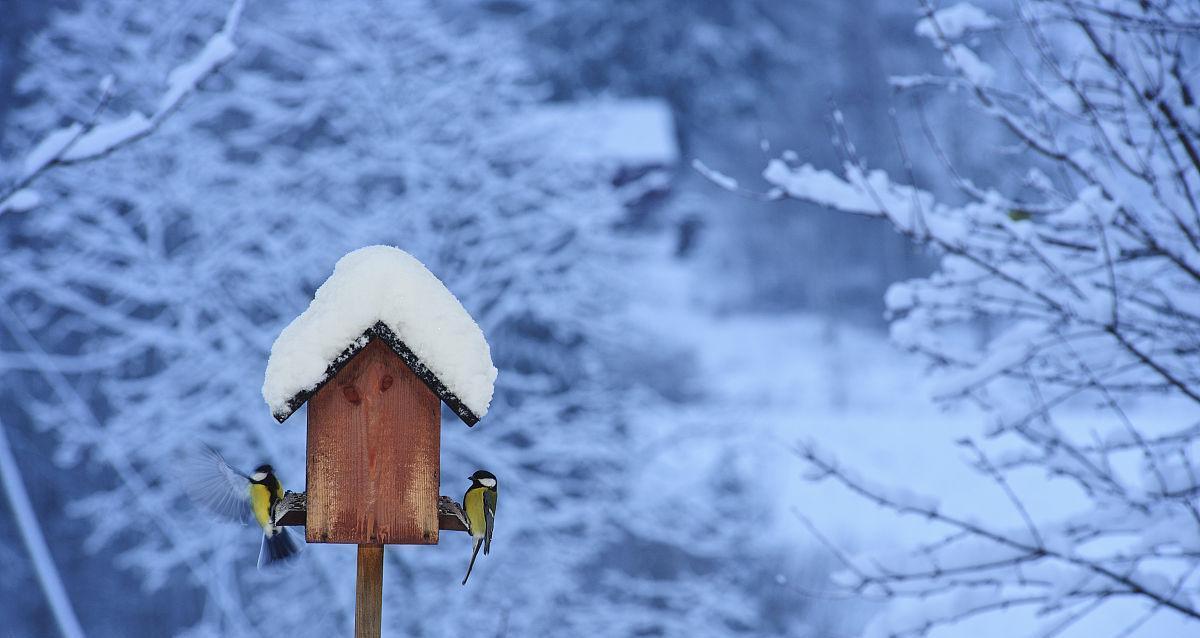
[480,478,496,488]
[251,472,267,481]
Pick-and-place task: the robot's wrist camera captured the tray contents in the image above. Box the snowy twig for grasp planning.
[796,442,1200,624]
[0,0,246,215]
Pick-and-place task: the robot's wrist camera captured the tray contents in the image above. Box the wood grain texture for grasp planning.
[306,338,440,544]
[354,544,384,638]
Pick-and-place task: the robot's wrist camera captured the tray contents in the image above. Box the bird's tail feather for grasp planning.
[258,527,304,570]
[461,538,483,585]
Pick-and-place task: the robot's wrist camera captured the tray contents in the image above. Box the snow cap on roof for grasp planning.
[263,245,496,425]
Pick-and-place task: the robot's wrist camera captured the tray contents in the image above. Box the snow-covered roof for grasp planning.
[262,246,496,426]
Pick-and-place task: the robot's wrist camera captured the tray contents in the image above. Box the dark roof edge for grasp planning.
[272,320,480,427]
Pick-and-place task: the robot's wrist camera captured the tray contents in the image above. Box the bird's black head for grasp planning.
[251,464,274,482]
[469,470,497,489]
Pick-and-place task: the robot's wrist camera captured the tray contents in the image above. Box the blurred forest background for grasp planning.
[2,1,1198,637]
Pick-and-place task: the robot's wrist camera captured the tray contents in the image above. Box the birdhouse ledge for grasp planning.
[274,490,470,533]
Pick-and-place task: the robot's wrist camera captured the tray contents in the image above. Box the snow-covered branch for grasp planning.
[797,440,1200,633]
[0,0,245,215]
[715,1,1200,635]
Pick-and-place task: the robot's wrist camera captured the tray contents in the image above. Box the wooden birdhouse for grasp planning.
[262,246,495,546]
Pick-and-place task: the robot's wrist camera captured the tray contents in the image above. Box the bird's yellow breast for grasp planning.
[250,483,273,530]
[464,487,486,538]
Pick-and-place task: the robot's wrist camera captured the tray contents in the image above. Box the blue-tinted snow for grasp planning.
[1,1,1196,637]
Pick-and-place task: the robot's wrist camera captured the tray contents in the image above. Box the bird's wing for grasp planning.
[483,488,496,555]
[182,445,253,525]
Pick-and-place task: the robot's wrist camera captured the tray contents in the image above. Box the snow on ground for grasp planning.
[262,245,497,420]
[626,247,1195,637]
[506,99,679,167]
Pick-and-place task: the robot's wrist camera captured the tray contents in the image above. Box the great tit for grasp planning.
[461,470,497,585]
[185,446,304,570]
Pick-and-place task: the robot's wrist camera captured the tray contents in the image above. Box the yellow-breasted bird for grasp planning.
[461,469,498,585]
[185,446,304,570]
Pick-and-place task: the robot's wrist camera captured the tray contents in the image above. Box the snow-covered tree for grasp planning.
[456,0,795,127]
[726,1,1200,635]
[0,1,758,635]
[479,0,966,320]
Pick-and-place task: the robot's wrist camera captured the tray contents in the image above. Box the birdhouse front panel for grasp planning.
[305,338,440,545]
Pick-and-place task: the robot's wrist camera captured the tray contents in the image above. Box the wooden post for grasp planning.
[355,544,384,638]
